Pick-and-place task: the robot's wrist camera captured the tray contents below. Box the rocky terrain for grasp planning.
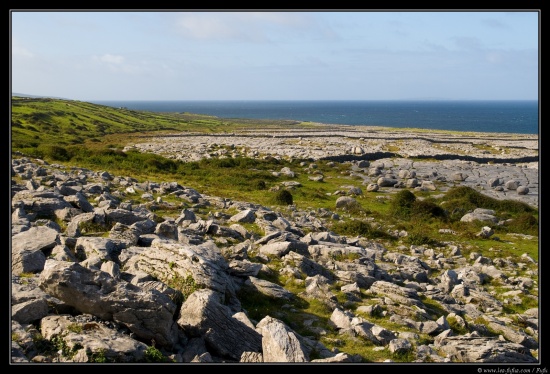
[10,125,539,364]
[128,125,539,162]
[127,125,539,208]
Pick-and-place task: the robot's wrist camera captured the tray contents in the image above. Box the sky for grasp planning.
[10,10,540,101]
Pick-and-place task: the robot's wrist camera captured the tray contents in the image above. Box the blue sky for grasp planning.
[10,10,539,101]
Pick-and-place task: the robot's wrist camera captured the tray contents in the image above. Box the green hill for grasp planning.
[11,96,302,155]
[11,96,212,153]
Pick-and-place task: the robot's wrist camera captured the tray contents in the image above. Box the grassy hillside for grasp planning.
[10,96,302,154]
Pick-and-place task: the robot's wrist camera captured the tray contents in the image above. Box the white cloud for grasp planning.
[97,54,125,64]
[176,14,238,40]
[174,12,321,42]
[92,53,142,74]
[244,12,311,27]
[12,39,34,58]
[91,53,174,76]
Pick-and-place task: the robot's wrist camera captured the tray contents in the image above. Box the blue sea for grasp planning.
[90,100,539,135]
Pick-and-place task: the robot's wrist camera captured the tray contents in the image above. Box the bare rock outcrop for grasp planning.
[256,316,309,362]
[38,259,179,348]
[435,335,537,363]
[12,226,60,275]
[177,289,262,361]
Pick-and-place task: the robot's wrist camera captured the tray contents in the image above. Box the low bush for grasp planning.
[38,144,71,161]
[406,231,441,247]
[411,199,447,220]
[443,186,535,214]
[503,213,539,236]
[142,346,172,363]
[389,189,416,219]
[332,220,393,240]
[274,189,293,205]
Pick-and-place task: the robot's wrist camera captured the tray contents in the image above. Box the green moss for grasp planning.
[419,296,448,319]
[78,221,109,236]
[51,335,83,360]
[66,323,83,334]
[447,315,469,335]
[391,349,416,362]
[88,348,109,363]
[163,273,198,303]
[142,346,173,363]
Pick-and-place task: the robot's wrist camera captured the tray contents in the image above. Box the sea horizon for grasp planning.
[89,99,539,135]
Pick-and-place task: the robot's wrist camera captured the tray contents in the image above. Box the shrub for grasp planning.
[143,346,172,363]
[389,189,416,219]
[144,157,178,172]
[211,158,237,168]
[88,349,109,363]
[498,199,536,214]
[333,220,372,236]
[331,220,393,240]
[39,145,70,161]
[504,213,539,235]
[274,189,293,205]
[443,186,535,214]
[411,199,447,220]
[406,231,440,247]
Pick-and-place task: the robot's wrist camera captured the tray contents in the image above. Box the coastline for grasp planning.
[89,99,539,136]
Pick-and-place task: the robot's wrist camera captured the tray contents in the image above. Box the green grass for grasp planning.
[419,296,448,319]
[331,219,394,240]
[447,315,469,335]
[454,234,539,262]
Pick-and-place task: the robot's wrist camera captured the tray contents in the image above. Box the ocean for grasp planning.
[90,100,539,135]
